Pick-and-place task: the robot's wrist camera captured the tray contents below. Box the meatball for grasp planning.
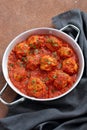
[62,57,78,75]
[40,55,58,71]
[27,35,45,49]
[58,47,73,58]
[27,77,48,98]
[14,41,29,58]
[48,70,59,82]
[26,55,40,70]
[45,35,62,51]
[13,67,27,82]
[53,70,71,90]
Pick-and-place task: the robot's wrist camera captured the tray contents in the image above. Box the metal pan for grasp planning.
[0,24,84,105]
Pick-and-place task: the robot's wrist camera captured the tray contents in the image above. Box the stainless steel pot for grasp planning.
[0,24,84,105]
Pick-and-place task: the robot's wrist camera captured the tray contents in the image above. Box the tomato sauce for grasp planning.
[8,34,79,99]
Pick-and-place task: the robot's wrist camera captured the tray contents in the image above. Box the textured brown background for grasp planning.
[0,0,87,118]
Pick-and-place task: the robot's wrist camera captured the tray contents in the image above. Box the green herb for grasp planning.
[32,79,36,84]
[44,77,49,82]
[51,89,56,93]
[46,38,53,43]
[34,49,39,54]
[44,59,49,62]
[22,57,27,62]
[36,39,40,44]
[47,61,51,65]
[33,45,36,49]
[29,43,33,47]
[24,50,27,53]
[9,63,14,67]
[53,75,57,79]
[33,89,37,93]
[44,58,52,65]
[52,42,58,47]
[52,52,57,57]
[58,63,62,69]
[29,42,36,48]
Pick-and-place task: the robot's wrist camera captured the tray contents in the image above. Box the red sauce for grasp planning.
[8,34,79,99]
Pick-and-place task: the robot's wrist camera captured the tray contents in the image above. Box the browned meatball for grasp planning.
[27,77,48,98]
[13,67,27,81]
[40,55,58,71]
[14,41,29,58]
[53,70,71,90]
[27,35,45,49]
[62,57,78,75]
[48,70,59,82]
[58,47,73,58]
[26,55,40,70]
[45,35,62,51]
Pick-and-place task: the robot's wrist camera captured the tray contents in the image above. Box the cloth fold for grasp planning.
[0,9,87,130]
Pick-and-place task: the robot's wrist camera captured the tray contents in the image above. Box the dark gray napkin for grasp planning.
[0,9,87,130]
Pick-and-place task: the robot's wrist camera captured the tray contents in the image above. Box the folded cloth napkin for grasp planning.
[0,9,87,130]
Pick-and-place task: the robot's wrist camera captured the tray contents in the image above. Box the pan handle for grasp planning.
[0,83,25,106]
[60,24,80,42]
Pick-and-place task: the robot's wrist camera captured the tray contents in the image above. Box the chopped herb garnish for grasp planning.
[36,39,40,44]
[29,43,33,47]
[51,89,56,93]
[44,77,49,82]
[58,63,62,69]
[53,75,57,79]
[47,38,53,43]
[33,89,37,93]
[52,42,58,47]
[34,49,39,54]
[48,61,51,65]
[24,50,27,53]
[33,45,36,49]
[52,52,57,57]
[29,43,36,49]
[32,79,36,84]
[9,63,14,67]
[44,59,49,62]
[22,57,27,62]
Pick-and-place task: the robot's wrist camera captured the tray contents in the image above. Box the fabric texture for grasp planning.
[0,9,87,130]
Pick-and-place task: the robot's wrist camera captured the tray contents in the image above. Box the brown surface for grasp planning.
[0,0,87,118]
